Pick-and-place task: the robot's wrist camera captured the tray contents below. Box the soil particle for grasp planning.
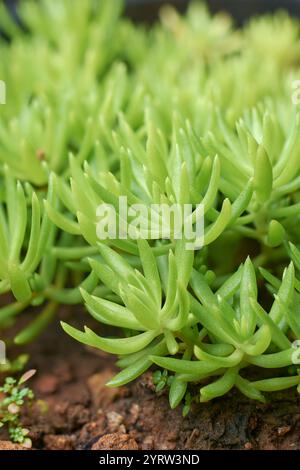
[128,403,140,425]
[0,440,29,450]
[57,403,90,431]
[43,434,75,450]
[87,371,121,408]
[106,411,125,433]
[277,425,292,436]
[35,374,59,395]
[91,433,139,450]
[77,411,107,445]
[244,442,253,450]
[141,435,155,450]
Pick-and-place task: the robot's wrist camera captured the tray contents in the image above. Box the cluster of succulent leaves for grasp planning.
[1,0,300,409]
[0,370,35,447]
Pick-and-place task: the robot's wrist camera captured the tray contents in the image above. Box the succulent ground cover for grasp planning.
[1,0,300,415]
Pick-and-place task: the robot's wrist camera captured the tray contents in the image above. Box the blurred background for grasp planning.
[125,0,300,23]
[4,0,300,24]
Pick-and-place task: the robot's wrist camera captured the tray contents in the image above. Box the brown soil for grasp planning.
[1,307,300,450]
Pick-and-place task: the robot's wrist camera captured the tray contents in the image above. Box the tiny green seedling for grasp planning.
[153,369,173,393]
[0,370,36,447]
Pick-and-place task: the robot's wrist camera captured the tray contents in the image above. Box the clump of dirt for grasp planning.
[1,307,300,450]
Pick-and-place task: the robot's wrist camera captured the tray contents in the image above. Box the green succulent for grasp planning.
[1,0,300,410]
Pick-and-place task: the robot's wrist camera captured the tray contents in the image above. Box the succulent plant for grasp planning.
[1,0,300,409]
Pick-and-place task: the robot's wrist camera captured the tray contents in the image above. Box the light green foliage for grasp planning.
[0,354,29,374]
[1,1,300,409]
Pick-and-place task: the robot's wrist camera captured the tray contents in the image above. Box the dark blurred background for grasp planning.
[4,0,300,24]
[126,0,300,23]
